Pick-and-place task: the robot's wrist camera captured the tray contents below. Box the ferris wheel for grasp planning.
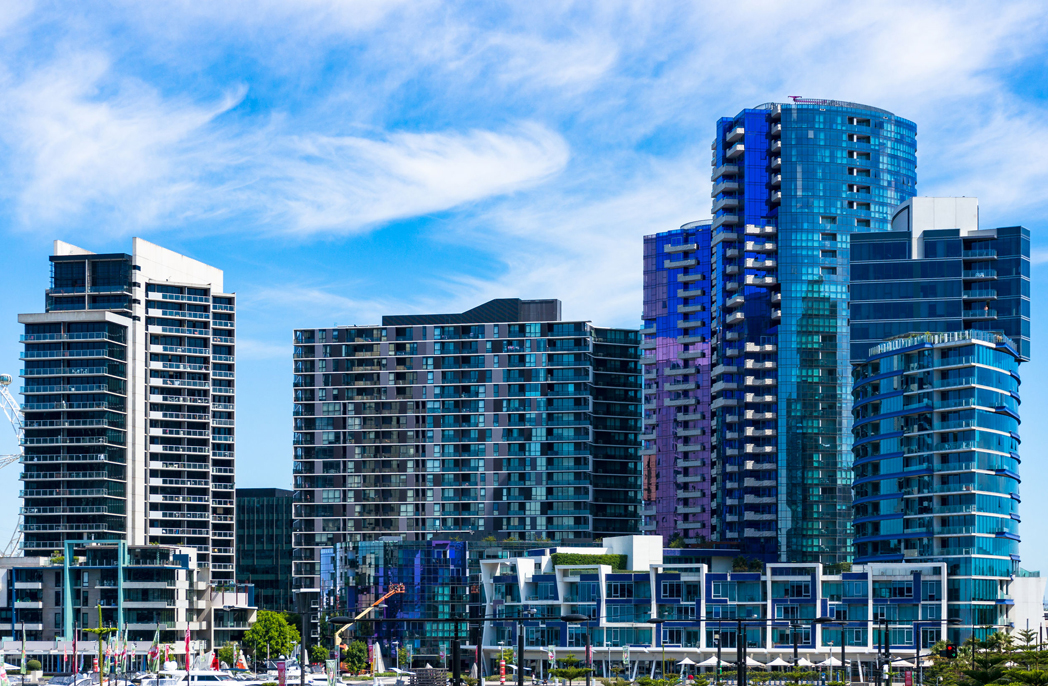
[0,373,24,556]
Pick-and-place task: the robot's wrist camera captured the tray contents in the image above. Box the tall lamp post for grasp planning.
[561,614,591,686]
[516,609,537,686]
[790,622,801,668]
[645,618,666,680]
[814,618,847,683]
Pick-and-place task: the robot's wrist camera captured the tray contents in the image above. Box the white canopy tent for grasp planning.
[746,657,764,668]
[766,657,792,667]
[817,657,842,667]
[696,656,733,667]
[677,658,696,666]
[796,657,815,667]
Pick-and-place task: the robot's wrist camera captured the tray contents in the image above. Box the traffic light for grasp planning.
[940,644,957,659]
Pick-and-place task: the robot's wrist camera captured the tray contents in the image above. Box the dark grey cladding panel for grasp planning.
[382,298,562,326]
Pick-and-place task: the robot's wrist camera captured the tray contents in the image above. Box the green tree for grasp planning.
[551,654,592,686]
[243,610,301,662]
[344,641,369,674]
[218,644,238,669]
[1006,669,1048,686]
[310,644,329,665]
[398,647,411,669]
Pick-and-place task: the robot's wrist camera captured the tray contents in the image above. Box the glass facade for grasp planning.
[291,299,642,590]
[236,488,294,612]
[850,201,1030,363]
[478,536,948,670]
[709,100,917,562]
[641,222,713,544]
[851,331,1022,642]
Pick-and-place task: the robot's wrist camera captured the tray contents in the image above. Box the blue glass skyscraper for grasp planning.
[709,99,917,562]
[641,222,713,544]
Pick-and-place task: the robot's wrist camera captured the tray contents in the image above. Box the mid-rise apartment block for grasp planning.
[852,330,1027,642]
[18,239,236,580]
[703,99,917,562]
[640,222,714,544]
[291,298,642,590]
[851,197,1030,362]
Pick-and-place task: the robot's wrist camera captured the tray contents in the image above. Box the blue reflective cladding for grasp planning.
[851,226,1030,362]
[710,101,917,563]
[641,222,714,544]
[851,331,1021,643]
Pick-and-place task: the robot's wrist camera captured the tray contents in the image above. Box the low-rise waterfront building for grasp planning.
[0,540,255,671]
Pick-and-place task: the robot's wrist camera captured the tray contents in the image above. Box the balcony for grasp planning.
[664,258,698,269]
[711,380,739,394]
[744,274,778,287]
[963,269,997,280]
[962,290,997,300]
[770,123,782,137]
[770,173,781,188]
[712,164,740,181]
[727,142,745,159]
[745,224,776,236]
[770,156,781,170]
[726,294,745,310]
[726,311,745,325]
[711,364,738,378]
[712,213,741,230]
[770,191,782,205]
[712,181,740,196]
[746,258,777,270]
[665,242,697,254]
[770,140,782,154]
[962,309,997,319]
[727,126,745,143]
[713,196,740,214]
[963,249,997,260]
[745,241,776,253]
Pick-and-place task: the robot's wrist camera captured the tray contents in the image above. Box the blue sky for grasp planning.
[1,0,1048,568]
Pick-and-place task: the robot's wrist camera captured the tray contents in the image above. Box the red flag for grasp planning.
[185,627,191,671]
[212,652,220,670]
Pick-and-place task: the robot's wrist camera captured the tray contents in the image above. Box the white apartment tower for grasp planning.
[19,239,237,581]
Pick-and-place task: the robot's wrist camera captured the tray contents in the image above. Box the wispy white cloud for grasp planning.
[0,52,241,230]
[256,124,569,234]
[0,51,569,236]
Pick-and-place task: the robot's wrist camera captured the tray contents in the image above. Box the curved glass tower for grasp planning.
[852,331,1021,642]
[709,99,917,562]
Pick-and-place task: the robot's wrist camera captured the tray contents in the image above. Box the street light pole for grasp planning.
[714,629,721,686]
[815,617,846,684]
[561,614,591,686]
[645,618,665,680]
[517,609,536,686]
